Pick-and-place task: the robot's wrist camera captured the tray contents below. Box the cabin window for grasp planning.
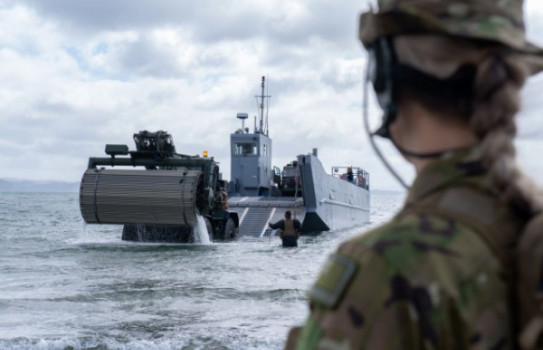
[233,142,257,156]
[262,144,267,156]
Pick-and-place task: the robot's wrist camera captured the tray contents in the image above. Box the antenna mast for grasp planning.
[255,76,271,136]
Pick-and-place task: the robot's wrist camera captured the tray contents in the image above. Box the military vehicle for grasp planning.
[278,161,302,196]
[79,130,239,242]
[227,76,370,237]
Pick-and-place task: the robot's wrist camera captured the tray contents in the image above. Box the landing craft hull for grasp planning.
[297,153,370,232]
[228,153,370,237]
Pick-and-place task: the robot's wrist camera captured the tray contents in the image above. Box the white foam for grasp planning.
[194,215,211,244]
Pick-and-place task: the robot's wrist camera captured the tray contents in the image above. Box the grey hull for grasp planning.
[227,153,370,237]
[297,153,370,232]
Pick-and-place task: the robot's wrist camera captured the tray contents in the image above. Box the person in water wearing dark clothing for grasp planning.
[268,211,301,247]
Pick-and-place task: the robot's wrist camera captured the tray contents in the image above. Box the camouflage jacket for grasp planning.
[285,147,526,350]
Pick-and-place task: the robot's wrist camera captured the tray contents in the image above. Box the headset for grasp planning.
[363,37,478,188]
[367,37,398,139]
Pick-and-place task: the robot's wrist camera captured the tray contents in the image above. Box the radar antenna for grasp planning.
[255,76,271,136]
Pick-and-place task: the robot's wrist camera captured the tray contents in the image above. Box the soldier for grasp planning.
[215,180,229,211]
[285,0,543,349]
[269,210,302,247]
[346,167,354,183]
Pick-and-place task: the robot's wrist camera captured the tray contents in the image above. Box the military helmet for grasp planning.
[359,0,543,74]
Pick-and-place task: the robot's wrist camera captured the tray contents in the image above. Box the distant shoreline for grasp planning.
[0,179,79,193]
[0,178,405,194]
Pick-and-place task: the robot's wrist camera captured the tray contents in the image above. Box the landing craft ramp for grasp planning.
[227,197,305,237]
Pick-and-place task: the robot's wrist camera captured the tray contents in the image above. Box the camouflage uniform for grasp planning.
[283,1,543,349]
[285,147,526,350]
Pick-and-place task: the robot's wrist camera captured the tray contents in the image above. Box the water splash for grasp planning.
[194,215,211,244]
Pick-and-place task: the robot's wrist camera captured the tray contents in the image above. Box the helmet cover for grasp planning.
[359,0,543,74]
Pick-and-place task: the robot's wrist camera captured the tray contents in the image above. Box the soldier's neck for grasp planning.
[391,102,478,173]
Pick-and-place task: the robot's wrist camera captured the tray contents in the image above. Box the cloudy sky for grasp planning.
[2,0,543,191]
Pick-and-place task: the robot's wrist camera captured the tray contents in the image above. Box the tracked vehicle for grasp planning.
[79,130,239,242]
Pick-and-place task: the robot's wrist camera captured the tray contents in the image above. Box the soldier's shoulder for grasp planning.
[314,212,503,311]
[337,211,497,269]
[339,211,459,248]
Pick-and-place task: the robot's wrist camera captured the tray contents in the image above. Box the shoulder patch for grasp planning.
[309,253,357,308]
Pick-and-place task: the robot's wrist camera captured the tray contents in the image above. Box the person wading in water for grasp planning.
[269,211,301,247]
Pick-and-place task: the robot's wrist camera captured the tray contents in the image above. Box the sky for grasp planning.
[2,0,543,191]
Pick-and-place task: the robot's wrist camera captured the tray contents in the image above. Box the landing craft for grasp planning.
[227,76,371,237]
[78,76,370,242]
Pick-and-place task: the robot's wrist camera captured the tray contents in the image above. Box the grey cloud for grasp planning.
[193,2,361,46]
[32,99,76,115]
[320,59,364,92]
[19,0,363,46]
[518,76,543,139]
[16,1,367,84]
[84,37,237,80]
[18,0,197,32]
[105,35,187,78]
[526,11,543,48]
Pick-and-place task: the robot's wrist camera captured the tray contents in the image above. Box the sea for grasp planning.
[0,191,405,350]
